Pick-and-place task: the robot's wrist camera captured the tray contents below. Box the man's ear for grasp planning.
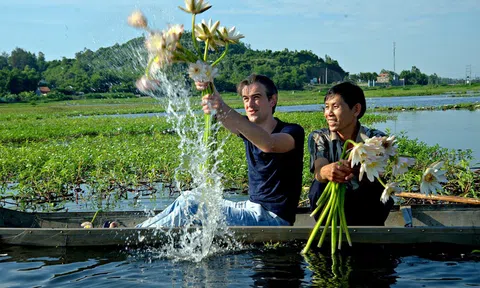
[353,103,361,117]
[270,94,278,107]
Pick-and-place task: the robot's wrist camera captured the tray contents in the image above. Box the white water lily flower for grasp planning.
[195,19,220,42]
[145,32,166,53]
[349,142,382,168]
[81,221,93,229]
[127,10,148,29]
[359,155,387,182]
[380,182,399,204]
[136,75,160,93]
[204,63,218,81]
[381,135,397,157]
[392,156,415,176]
[165,24,184,43]
[218,26,244,44]
[420,161,448,195]
[364,136,384,148]
[188,60,206,81]
[179,0,212,15]
[188,61,218,82]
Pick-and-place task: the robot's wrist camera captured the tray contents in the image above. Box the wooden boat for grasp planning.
[0,205,478,247]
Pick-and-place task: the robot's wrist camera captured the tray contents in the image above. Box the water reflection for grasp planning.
[0,244,478,287]
[249,246,305,287]
[304,246,399,287]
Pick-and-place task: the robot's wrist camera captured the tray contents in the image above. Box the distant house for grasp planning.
[35,86,51,96]
[376,73,391,84]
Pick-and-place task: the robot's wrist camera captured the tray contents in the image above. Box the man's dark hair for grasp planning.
[324,81,366,119]
[237,74,278,114]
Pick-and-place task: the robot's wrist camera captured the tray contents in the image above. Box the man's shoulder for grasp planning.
[309,128,330,138]
[276,119,304,134]
[362,125,386,137]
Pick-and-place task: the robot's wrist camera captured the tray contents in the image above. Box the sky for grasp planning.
[0,0,479,79]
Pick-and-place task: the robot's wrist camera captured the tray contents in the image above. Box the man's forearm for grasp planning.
[314,158,330,183]
[217,105,276,152]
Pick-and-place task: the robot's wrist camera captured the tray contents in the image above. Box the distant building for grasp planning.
[376,73,391,84]
[35,86,51,96]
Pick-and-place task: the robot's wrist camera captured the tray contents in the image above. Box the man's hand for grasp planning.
[319,159,354,183]
[195,81,209,91]
[197,82,230,117]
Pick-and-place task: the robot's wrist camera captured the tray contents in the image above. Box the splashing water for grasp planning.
[107,43,244,262]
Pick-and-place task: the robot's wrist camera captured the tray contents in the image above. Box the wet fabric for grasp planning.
[136,191,290,228]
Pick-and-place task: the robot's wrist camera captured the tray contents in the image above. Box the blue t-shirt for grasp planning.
[241,118,304,225]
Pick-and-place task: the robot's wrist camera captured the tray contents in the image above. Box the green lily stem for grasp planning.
[317,188,337,248]
[376,175,387,188]
[203,39,209,61]
[145,55,159,79]
[331,190,338,254]
[192,15,202,56]
[310,182,332,217]
[339,184,352,246]
[301,184,334,254]
[338,210,343,250]
[177,46,199,62]
[90,209,101,224]
[202,83,217,170]
[211,44,229,67]
[318,185,337,248]
[341,139,357,159]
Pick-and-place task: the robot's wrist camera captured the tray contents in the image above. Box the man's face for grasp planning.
[324,94,358,133]
[241,83,276,124]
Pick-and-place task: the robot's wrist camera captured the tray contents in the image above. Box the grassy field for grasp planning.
[0,93,478,211]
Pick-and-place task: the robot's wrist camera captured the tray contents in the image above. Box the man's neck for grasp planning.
[257,116,278,134]
[336,122,359,142]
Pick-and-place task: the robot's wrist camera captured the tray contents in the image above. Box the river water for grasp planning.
[1,244,478,287]
[373,110,480,166]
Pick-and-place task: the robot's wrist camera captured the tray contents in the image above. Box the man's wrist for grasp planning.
[217,105,233,121]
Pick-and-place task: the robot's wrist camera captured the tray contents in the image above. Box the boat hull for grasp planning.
[1,206,479,247]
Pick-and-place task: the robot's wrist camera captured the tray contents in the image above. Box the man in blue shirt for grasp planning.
[138,74,304,227]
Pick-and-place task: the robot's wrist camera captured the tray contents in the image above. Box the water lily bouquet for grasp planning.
[302,135,448,254]
[128,0,244,166]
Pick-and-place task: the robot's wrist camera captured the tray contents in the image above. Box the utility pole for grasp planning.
[325,66,328,84]
[393,42,396,74]
[466,65,472,85]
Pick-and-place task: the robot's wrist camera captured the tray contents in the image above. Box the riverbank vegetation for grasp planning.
[0,101,478,211]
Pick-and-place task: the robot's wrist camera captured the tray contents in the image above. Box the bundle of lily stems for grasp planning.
[302,135,449,254]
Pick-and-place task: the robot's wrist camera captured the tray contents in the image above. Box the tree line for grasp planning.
[0,33,347,103]
[0,33,463,103]
[346,67,458,86]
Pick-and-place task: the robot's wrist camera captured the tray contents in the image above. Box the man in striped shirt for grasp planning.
[308,82,393,226]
